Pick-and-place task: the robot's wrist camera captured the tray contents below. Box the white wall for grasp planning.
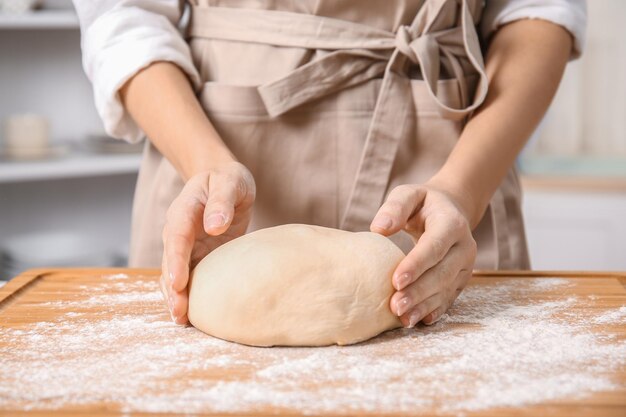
[523,186,626,271]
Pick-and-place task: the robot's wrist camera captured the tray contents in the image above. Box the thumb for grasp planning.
[370,185,426,236]
[204,170,254,236]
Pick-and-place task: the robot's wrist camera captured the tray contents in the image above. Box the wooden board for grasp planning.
[0,268,625,417]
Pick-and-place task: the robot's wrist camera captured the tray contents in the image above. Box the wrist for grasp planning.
[185,146,237,180]
[425,172,482,229]
[177,130,237,181]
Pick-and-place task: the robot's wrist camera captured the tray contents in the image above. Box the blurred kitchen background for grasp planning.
[0,0,624,280]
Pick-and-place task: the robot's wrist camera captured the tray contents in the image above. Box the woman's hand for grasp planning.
[118,62,257,324]
[160,160,256,325]
[370,181,477,328]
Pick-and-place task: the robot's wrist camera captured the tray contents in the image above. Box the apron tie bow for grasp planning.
[394,25,419,63]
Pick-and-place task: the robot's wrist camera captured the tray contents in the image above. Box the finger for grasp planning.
[170,288,190,324]
[164,243,190,324]
[390,244,467,315]
[370,185,426,236]
[401,292,444,328]
[452,265,474,293]
[173,313,189,326]
[423,270,470,324]
[392,214,468,290]
[204,172,250,236]
[422,309,445,326]
[164,198,202,292]
[159,273,171,311]
[160,250,175,313]
[162,247,187,323]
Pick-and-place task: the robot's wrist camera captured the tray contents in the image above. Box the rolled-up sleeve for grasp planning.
[73,0,202,143]
[481,0,587,60]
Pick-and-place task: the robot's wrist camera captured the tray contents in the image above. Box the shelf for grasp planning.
[0,152,142,183]
[0,10,79,29]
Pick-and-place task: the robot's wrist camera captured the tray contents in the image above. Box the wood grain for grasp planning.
[0,268,625,417]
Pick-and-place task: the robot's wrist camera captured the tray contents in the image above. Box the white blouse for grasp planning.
[72,0,587,144]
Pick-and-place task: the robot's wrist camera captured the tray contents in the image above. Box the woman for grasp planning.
[74,0,586,327]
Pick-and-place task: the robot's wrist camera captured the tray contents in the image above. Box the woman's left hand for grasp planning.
[370,181,477,328]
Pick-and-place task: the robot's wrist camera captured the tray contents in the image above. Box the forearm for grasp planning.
[430,19,572,228]
[119,61,235,181]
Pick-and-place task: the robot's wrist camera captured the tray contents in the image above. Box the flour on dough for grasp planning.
[188,224,403,347]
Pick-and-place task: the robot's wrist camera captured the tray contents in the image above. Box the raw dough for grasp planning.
[188,224,403,347]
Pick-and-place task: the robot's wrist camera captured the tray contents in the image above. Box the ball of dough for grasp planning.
[188,224,403,347]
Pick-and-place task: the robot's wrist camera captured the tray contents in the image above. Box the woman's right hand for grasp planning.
[116,62,255,324]
[160,159,256,325]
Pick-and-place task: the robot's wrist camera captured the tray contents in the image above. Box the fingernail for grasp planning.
[394,273,411,290]
[395,297,411,316]
[423,314,435,326]
[170,309,178,324]
[168,292,174,310]
[372,215,392,230]
[407,310,421,328]
[168,271,175,286]
[207,213,227,229]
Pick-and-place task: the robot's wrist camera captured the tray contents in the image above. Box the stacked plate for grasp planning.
[0,232,115,280]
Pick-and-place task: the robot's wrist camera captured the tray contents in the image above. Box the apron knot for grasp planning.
[394,25,437,69]
[394,25,418,63]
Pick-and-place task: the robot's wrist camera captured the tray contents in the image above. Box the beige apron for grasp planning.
[129,0,531,270]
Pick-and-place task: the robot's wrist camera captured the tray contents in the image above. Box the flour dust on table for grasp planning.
[0,274,625,415]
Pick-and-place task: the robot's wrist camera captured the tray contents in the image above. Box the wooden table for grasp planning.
[1,268,625,416]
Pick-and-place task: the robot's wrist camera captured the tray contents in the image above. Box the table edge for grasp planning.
[1,268,625,301]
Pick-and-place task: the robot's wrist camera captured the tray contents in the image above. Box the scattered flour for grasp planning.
[0,274,625,415]
[593,306,626,324]
[529,277,573,289]
[103,273,130,280]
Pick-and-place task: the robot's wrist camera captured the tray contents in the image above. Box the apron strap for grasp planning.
[190,2,488,119]
[189,0,489,231]
[490,188,512,269]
